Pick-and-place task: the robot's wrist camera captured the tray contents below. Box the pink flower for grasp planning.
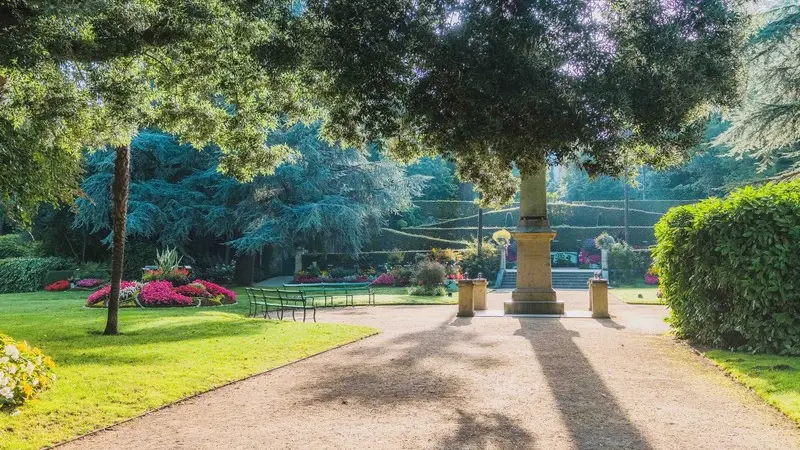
[139,281,193,306]
[193,280,236,303]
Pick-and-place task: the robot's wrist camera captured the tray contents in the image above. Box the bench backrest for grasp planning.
[283,282,369,289]
[258,288,284,303]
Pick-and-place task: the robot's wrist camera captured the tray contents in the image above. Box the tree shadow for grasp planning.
[305,319,506,407]
[437,409,536,449]
[515,319,653,449]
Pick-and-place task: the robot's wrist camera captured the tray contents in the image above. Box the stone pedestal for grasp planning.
[505,166,564,315]
[457,280,475,317]
[588,279,609,318]
[473,279,488,311]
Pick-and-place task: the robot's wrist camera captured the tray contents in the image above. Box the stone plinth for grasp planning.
[473,278,488,311]
[457,280,475,317]
[588,278,609,318]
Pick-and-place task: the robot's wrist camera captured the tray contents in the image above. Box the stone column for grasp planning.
[294,248,304,274]
[473,278,488,311]
[600,248,609,280]
[457,280,475,317]
[499,245,507,270]
[504,166,564,315]
[588,279,609,318]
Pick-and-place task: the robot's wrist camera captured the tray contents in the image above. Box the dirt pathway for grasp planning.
[61,291,800,449]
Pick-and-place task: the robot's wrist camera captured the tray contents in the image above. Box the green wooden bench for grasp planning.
[257,288,317,322]
[282,283,375,307]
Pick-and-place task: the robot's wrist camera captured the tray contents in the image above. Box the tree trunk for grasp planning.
[104,144,131,336]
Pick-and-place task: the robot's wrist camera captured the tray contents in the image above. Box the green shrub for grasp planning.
[608,242,646,284]
[0,234,37,259]
[195,261,235,284]
[459,240,499,281]
[413,260,446,288]
[654,181,800,354]
[123,241,158,280]
[75,261,111,281]
[0,257,75,293]
[408,285,447,296]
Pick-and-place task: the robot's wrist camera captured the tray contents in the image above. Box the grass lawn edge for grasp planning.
[697,347,800,426]
[50,328,380,449]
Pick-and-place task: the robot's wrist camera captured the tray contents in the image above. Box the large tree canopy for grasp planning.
[717,2,800,181]
[74,125,423,255]
[275,0,746,203]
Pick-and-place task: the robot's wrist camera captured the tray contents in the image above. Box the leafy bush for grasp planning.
[0,334,57,410]
[372,273,396,286]
[196,262,235,284]
[408,285,447,296]
[0,234,36,259]
[142,267,190,285]
[654,181,800,354]
[123,241,158,281]
[459,240,499,281]
[329,267,357,279]
[0,257,74,293]
[608,242,646,284]
[75,262,109,281]
[139,281,193,307]
[44,280,70,292]
[413,260,446,288]
[386,249,406,265]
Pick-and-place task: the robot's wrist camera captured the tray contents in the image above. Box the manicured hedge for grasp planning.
[402,226,655,251]
[654,181,800,354]
[0,257,75,293]
[365,228,469,251]
[0,234,37,259]
[427,204,661,228]
[578,200,697,213]
[303,250,435,269]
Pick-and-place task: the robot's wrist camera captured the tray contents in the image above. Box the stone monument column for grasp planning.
[504,166,564,314]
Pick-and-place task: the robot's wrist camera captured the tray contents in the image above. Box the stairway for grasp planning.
[496,269,592,290]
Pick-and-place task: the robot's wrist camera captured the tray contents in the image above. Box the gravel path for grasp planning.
[61,291,800,450]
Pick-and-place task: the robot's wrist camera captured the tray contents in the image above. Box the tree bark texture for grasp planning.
[104,144,131,336]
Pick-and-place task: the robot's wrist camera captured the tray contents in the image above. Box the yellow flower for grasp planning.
[38,375,49,386]
[18,341,29,353]
[23,382,33,397]
[44,357,55,369]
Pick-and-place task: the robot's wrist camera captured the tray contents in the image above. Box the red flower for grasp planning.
[139,281,193,306]
[193,280,236,303]
[45,280,70,291]
[175,284,210,298]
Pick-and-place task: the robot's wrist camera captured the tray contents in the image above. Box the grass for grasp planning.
[0,290,377,450]
[610,282,662,305]
[706,350,800,425]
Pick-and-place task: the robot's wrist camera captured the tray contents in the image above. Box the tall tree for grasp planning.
[74,125,422,257]
[278,0,746,204]
[1,1,309,334]
[717,2,800,180]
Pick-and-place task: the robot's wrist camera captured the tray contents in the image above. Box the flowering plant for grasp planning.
[372,273,395,286]
[1,334,56,410]
[76,278,103,288]
[644,267,659,285]
[175,284,211,298]
[44,280,70,292]
[86,281,140,307]
[139,281,193,306]
[595,232,616,250]
[446,272,464,280]
[193,280,236,304]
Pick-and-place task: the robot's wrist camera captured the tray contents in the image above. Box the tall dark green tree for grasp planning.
[74,125,422,257]
[718,2,800,180]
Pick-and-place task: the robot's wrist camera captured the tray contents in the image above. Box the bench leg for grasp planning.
[303,308,306,323]
[313,307,316,322]
[292,308,296,322]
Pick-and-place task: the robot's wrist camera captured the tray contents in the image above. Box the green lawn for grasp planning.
[0,290,377,450]
[610,283,662,305]
[706,350,800,425]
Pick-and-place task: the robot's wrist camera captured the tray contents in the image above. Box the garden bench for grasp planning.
[282,283,375,307]
[245,287,267,317]
[259,288,316,322]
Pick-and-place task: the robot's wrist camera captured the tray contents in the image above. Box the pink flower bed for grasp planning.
[139,281,193,306]
[175,284,211,298]
[372,273,395,286]
[45,280,70,291]
[194,280,236,303]
[76,278,103,288]
[86,281,138,306]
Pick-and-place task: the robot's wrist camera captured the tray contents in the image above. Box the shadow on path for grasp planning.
[437,409,536,449]
[516,319,653,449]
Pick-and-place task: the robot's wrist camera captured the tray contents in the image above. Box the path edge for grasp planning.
[48,329,381,449]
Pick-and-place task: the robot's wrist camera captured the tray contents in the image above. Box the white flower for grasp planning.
[0,386,12,400]
[31,377,39,386]
[0,356,8,364]
[4,344,19,361]
[25,361,35,376]
[8,364,17,374]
